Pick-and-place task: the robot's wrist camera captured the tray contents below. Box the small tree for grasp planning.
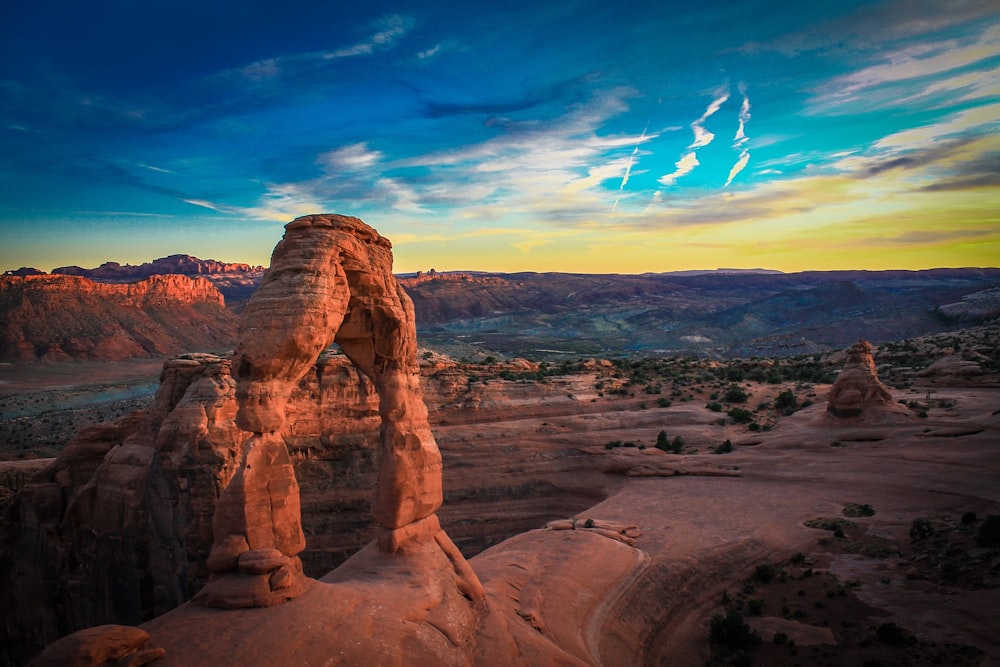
[655,430,670,451]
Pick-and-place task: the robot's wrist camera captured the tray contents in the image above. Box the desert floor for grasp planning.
[3,360,998,665]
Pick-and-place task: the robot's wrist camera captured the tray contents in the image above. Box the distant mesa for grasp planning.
[1,267,45,276]
[51,254,264,281]
[0,273,238,361]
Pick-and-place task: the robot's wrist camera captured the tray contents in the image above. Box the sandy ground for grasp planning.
[489,387,1000,665]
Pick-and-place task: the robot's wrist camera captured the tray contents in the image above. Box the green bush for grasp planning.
[728,407,753,424]
[842,503,875,517]
[709,610,761,650]
[875,622,907,646]
[753,564,776,583]
[774,389,797,411]
[706,401,723,412]
[713,439,733,454]
[724,385,749,403]
[655,430,670,451]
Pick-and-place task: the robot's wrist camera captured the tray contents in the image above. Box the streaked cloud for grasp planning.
[724,151,750,188]
[725,84,752,188]
[328,14,414,58]
[658,152,700,186]
[689,87,730,149]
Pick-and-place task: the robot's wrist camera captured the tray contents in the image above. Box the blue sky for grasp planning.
[1,0,998,273]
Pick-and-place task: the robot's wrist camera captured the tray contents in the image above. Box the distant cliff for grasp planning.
[51,254,262,280]
[0,274,238,361]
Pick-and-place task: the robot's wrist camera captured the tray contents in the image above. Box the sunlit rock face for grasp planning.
[826,340,908,418]
[0,273,237,361]
[197,214,480,609]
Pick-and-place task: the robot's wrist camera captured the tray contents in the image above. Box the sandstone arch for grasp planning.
[197,214,481,608]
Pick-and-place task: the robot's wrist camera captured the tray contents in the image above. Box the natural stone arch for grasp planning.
[196,214,480,608]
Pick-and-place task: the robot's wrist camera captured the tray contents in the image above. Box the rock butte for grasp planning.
[824,339,911,420]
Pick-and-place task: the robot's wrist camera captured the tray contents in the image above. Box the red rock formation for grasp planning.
[0,274,237,361]
[199,214,482,608]
[826,340,909,418]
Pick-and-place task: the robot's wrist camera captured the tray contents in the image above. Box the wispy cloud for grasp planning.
[810,20,1000,112]
[724,151,751,188]
[328,14,414,58]
[238,88,647,224]
[658,86,730,186]
[417,44,442,60]
[659,152,700,186]
[725,84,752,188]
[689,87,730,149]
[234,14,415,81]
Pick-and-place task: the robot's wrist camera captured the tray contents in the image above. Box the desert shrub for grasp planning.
[728,407,753,424]
[939,560,961,581]
[805,517,855,532]
[655,431,670,451]
[724,385,748,403]
[657,397,672,408]
[583,518,595,529]
[909,518,934,541]
[706,401,723,412]
[753,564,776,583]
[774,389,797,411]
[976,514,1000,547]
[713,439,733,455]
[709,610,761,650]
[748,422,762,432]
[961,511,978,525]
[766,368,783,384]
[875,622,907,646]
[842,503,875,517]
[747,599,765,616]
[726,367,745,382]
[670,435,684,453]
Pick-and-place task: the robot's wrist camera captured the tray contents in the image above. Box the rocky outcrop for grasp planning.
[195,214,481,608]
[0,274,238,361]
[826,340,910,418]
[53,255,262,281]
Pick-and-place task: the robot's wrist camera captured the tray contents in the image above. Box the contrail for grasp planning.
[612,121,650,217]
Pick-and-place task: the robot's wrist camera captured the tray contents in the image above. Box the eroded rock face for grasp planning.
[198,214,479,608]
[0,274,237,361]
[826,340,907,418]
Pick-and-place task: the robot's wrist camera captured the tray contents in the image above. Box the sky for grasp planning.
[1,0,998,274]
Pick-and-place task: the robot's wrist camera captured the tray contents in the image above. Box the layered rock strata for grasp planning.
[0,274,237,361]
[826,340,909,418]
[196,214,482,608]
